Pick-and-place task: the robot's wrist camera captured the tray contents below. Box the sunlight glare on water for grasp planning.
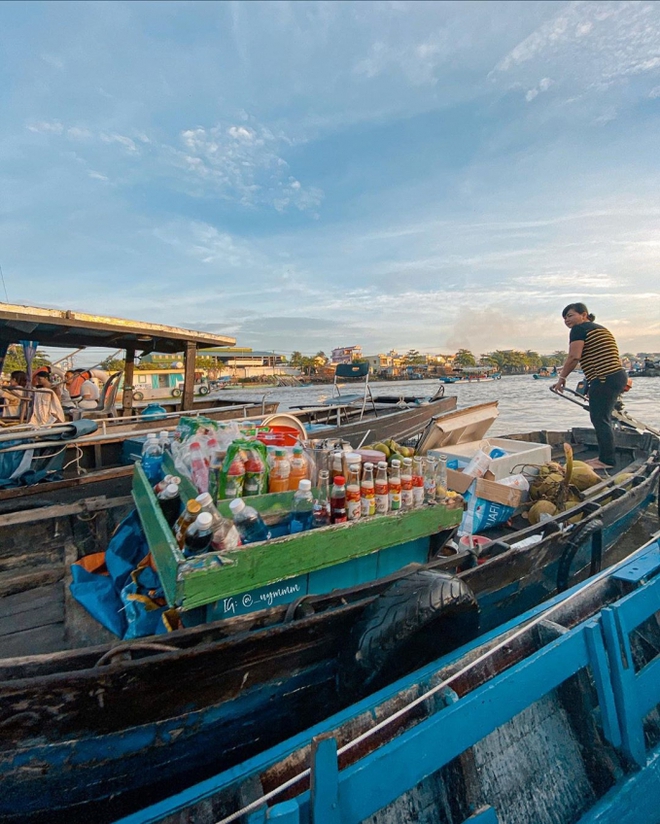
[216,375,660,436]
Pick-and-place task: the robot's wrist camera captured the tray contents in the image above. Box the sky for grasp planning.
[1,0,660,364]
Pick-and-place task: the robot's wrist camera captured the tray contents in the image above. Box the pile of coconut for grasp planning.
[523,444,632,525]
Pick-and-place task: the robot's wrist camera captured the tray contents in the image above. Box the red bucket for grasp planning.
[256,426,302,447]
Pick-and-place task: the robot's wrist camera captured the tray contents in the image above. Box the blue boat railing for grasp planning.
[114,534,660,824]
[244,537,660,824]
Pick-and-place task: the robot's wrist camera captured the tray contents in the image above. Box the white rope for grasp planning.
[214,533,657,824]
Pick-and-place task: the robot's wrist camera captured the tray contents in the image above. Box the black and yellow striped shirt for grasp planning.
[569,322,622,382]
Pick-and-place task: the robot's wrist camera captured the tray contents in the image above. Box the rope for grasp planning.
[214,535,654,824]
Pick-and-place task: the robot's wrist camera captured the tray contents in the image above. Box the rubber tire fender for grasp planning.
[338,570,479,700]
[198,385,210,396]
[132,391,144,401]
[171,387,182,398]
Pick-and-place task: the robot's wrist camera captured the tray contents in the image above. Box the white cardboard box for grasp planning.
[429,437,551,481]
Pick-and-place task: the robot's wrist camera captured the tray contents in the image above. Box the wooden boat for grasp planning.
[120,530,660,824]
[439,370,502,384]
[0,420,657,822]
[532,372,556,380]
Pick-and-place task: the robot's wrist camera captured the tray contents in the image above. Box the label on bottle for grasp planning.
[389,481,402,511]
[401,475,413,509]
[375,480,389,515]
[346,483,361,520]
[412,478,425,508]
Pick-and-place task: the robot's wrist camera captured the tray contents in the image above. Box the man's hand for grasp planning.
[552,377,566,393]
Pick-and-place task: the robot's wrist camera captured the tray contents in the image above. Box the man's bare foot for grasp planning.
[584,458,614,470]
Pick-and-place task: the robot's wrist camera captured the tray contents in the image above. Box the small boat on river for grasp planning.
[440,368,501,384]
[121,530,660,824]
[0,407,657,822]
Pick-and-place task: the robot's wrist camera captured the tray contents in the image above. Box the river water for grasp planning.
[216,375,660,437]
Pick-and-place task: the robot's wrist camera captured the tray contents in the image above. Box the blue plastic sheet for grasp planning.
[70,510,168,639]
[70,564,127,638]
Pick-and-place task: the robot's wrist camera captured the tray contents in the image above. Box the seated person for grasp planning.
[30,368,66,424]
[1,370,28,418]
[63,370,100,409]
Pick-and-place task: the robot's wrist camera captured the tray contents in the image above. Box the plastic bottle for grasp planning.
[330,475,347,523]
[360,462,376,518]
[269,449,291,494]
[141,433,164,483]
[346,464,362,521]
[195,492,241,551]
[154,474,180,495]
[175,499,202,548]
[412,456,425,509]
[313,470,332,528]
[158,430,171,451]
[374,462,389,515]
[241,452,264,497]
[400,457,413,511]
[224,453,246,500]
[157,482,182,527]
[288,444,307,491]
[229,498,271,544]
[183,511,214,557]
[463,449,491,479]
[208,449,223,503]
[189,440,209,494]
[388,459,402,512]
[424,456,437,503]
[435,454,448,501]
[343,452,362,482]
[290,479,314,533]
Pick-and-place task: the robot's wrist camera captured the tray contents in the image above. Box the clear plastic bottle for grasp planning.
[346,464,362,521]
[388,459,402,512]
[157,482,182,527]
[374,461,389,515]
[435,454,448,501]
[141,433,164,484]
[224,453,246,500]
[196,492,241,551]
[288,444,307,491]
[158,430,171,452]
[208,448,224,503]
[183,511,214,557]
[400,457,413,511]
[290,479,314,533]
[360,462,376,518]
[229,498,271,544]
[330,475,347,523]
[424,456,437,504]
[313,470,331,528]
[189,440,209,494]
[412,456,425,509]
[269,449,291,494]
[175,499,202,548]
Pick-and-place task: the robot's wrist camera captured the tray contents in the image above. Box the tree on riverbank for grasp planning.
[482,349,567,374]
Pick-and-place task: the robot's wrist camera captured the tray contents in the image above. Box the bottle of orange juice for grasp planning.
[288,444,307,491]
[269,449,291,493]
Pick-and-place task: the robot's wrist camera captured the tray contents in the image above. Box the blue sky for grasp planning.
[1,0,660,362]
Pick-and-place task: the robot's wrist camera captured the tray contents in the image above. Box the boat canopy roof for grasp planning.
[0,302,235,354]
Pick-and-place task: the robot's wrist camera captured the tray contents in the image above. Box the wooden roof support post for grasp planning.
[182,340,196,411]
[122,347,135,417]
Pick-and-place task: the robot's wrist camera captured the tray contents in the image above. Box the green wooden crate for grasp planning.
[132,460,463,611]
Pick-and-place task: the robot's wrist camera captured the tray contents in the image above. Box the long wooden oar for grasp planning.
[550,385,660,438]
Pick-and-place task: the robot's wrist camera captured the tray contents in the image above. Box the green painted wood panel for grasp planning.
[135,460,463,611]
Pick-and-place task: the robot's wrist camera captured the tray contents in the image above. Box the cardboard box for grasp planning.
[446,467,522,508]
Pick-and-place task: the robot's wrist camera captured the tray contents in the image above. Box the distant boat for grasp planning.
[532,372,557,380]
[440,371,501,384]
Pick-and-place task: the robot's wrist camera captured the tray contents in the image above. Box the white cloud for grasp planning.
[88,171,109,181]
[100,133,139,154]
[27,121,64,134]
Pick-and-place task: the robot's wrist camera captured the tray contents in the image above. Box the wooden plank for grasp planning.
[0,494,133,527]
[311,736,340,824]
[0,591,63,637]
[0,582,63,619]
[0,621,65,657]
[0,465,132,501]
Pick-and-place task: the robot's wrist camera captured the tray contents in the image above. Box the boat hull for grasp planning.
[0,428,658,821]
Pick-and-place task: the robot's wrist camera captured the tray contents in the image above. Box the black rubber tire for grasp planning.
[338,570,479,700]
[132,391,144,401]
[198,386,209,396]
[171,388,182,398]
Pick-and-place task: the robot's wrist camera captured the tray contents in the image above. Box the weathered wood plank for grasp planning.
[0,621,65,658]
[0,582,63,620]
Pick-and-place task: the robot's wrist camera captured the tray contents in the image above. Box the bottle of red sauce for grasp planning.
[330,475,347,523]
